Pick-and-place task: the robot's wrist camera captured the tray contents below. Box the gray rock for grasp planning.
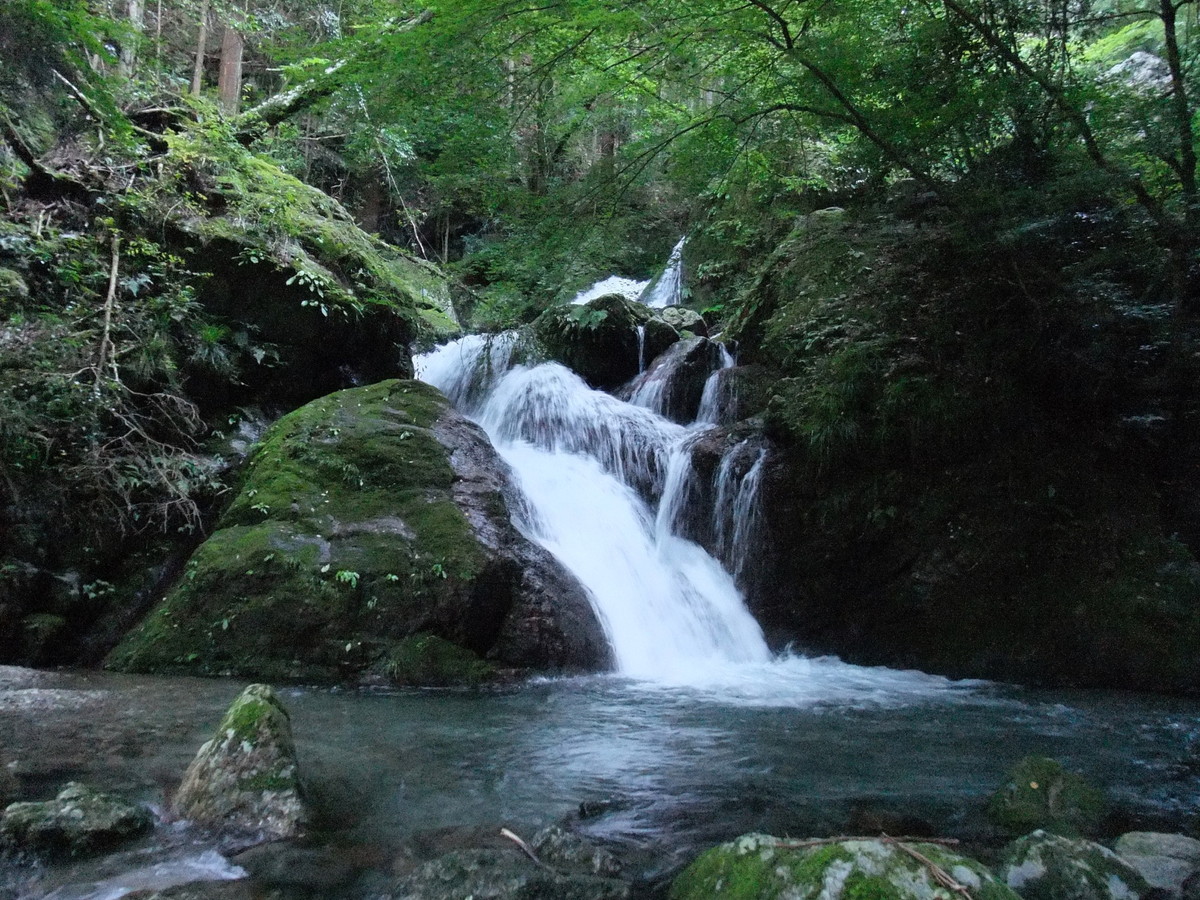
[1113,833,1200,898]
[392,848,630,900]
[622,338,726,424]
[531,824,622,877]
[670,834,1020,900]
[0,782,153,858]
[230,841,355,890]
[655,307,708,338]
[173,684,306,841]
[1000,830,1151,900]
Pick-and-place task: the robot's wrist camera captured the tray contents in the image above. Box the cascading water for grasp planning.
[642,237,686,308]
[418,332,970,699]
[419,335,769,682]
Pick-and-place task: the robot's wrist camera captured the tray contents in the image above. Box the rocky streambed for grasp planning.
[1,664,1198,898]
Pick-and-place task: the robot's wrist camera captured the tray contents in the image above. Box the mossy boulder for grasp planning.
[145,124,454,409]
[392,848,630,900]
[998,830,1151,900]
[107,379,609,682]
[0,782,153,859]
[0,268,28,303]
[173,684,305,840]
[530,824,622,878]
[534,294,655,389]
[669,834,1020,900]
[987,756,1106,837]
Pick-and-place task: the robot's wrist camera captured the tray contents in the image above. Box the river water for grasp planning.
[1,666,1198,898]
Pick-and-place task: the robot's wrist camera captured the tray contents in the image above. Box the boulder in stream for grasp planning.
[172,684,306,841]
[0,782,153,858]
[106,380,610,683]
[998,830,1151,900]
[534,294,655,389]
[986,755,1106,837]
[669,834,1020,900]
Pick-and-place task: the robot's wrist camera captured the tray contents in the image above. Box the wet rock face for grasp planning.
[107,380,610,683]
[998,830,1151,900]
[622,338,726,425]
[669,834,1020,900]
[172,684,306,841]
[0,782,153,859]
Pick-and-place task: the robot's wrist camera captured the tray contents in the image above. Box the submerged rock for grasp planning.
[669,834,1019,900]
[0,782,152,858]
[530,824,622,878]
[986,756,1106,837]
[107,380,610,683]
[172,684,306,841]
[1112,832,1200,898]
[392,847,630,900]
[999,830,1151,900]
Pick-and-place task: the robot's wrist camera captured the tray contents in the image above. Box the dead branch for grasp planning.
[499,828,557,873]
[95,234,121,393]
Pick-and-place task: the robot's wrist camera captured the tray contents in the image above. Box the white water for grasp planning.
[418,334,971,700]
[569,275,651,306]
[642,237,686,308]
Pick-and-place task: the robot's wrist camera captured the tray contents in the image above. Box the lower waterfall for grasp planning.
[417,334,969,700]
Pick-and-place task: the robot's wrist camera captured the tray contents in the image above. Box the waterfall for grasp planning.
[642,237,686,308]
[417,334,771,681]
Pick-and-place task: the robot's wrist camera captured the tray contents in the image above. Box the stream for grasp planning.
[1,666,1198,898]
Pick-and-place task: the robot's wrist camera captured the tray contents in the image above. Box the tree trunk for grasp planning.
[119,0,143,77]
[217,20,244,114]
[190,0,209,96]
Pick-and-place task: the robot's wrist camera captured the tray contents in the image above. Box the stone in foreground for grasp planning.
[392,847,630,900]
[1113,832,1200,899]
[999,829,1151,900]
[0,782,152,858]
[173,684,306,841]
[669,834,1020,900]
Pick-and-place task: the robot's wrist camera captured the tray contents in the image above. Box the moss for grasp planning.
[0,267,28,302]
[671,837,1020,900]
[107,381,490,683]
[382,633,495,686]
[668,838,781,900]
[987,756,1106,837]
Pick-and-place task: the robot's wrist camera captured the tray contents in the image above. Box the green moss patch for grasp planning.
[107,380,490,682]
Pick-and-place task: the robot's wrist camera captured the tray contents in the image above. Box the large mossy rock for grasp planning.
[173,684,305,840]
[392,848,630,900]
[107,379,610,682]
[534,294,657,389]
[0,782,153,858]
[999,830,1151,900]
[986,756,1106,837]
[148,126,455,410]
[669,834,1020,900]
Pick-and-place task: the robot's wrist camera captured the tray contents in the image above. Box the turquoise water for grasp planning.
[2,665,1197,898]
